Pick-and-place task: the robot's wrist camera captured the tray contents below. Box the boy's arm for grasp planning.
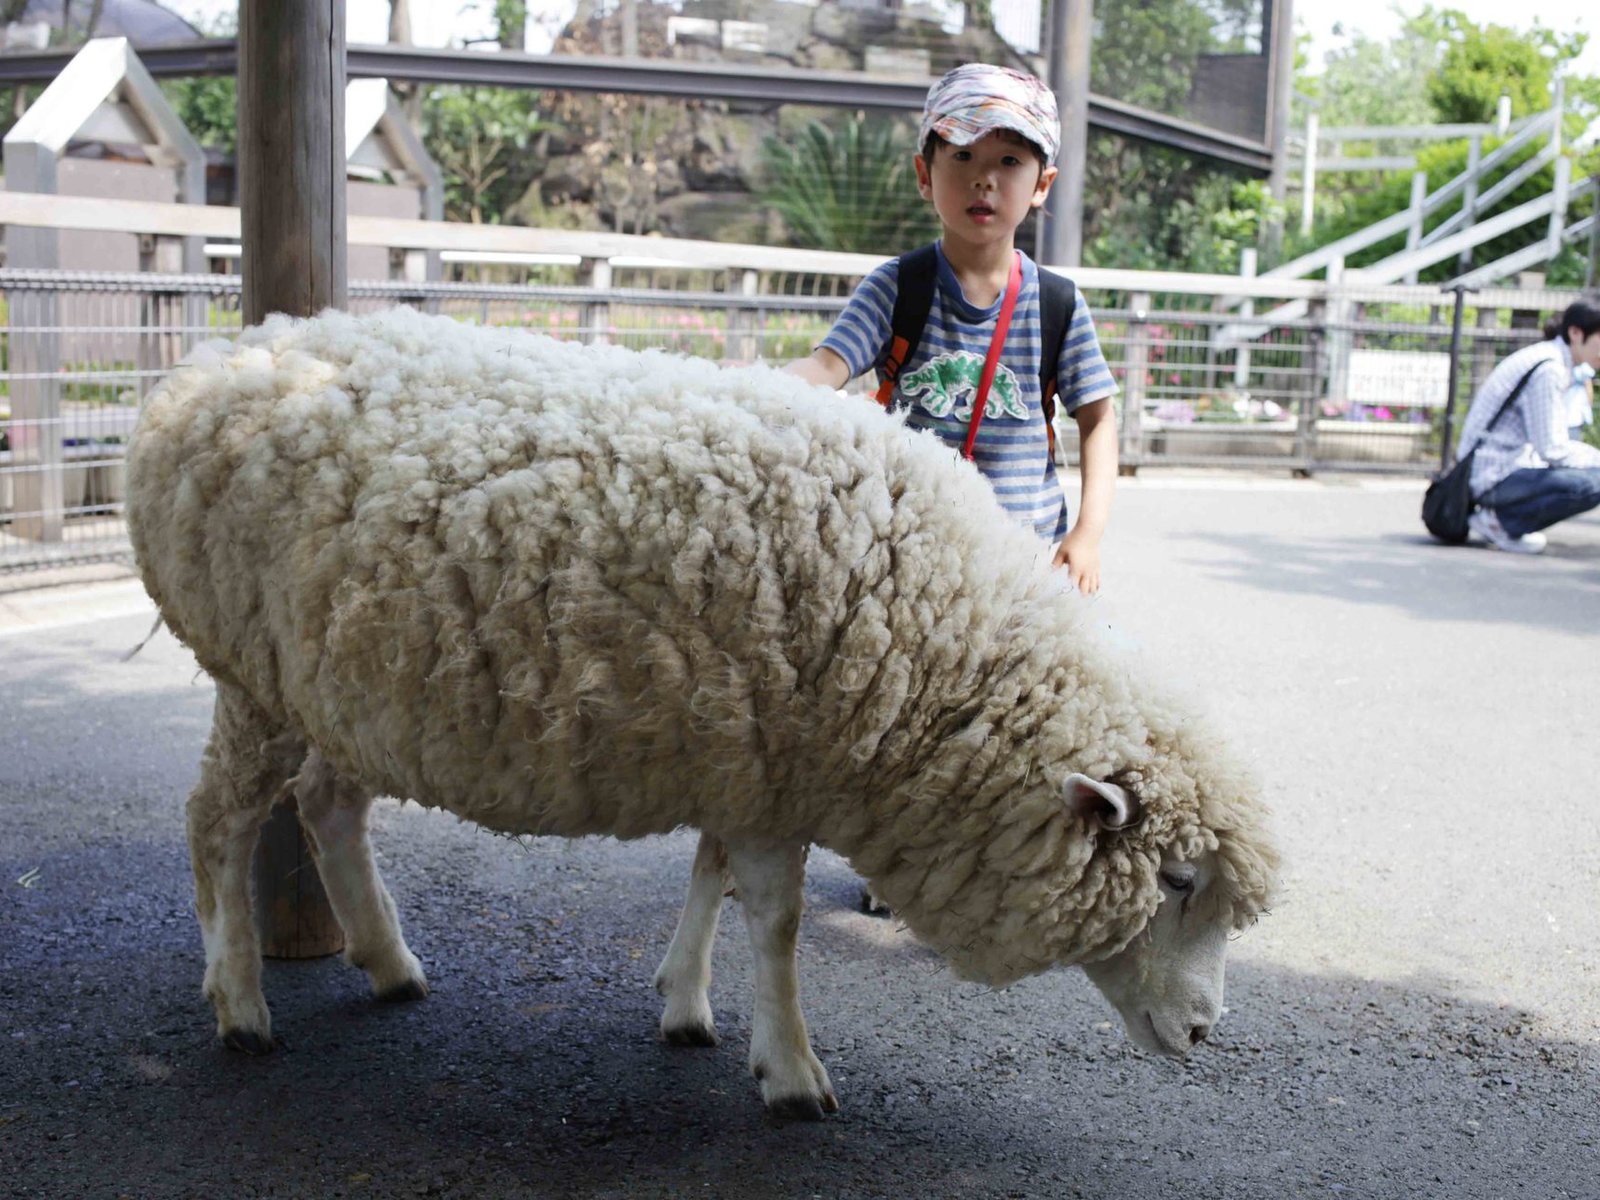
[784,346,850,391]
[1052,398,1118,594]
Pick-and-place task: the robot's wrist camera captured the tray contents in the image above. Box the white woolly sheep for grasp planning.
[125,307,1278,1120]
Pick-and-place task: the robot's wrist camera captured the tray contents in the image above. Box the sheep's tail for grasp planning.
[120,613,165,662]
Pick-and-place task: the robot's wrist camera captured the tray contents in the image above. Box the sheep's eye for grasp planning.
[1160,868,1196,895]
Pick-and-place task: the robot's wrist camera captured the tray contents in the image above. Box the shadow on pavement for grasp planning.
[3,825,1595,1200]
[1174,523,1600,635]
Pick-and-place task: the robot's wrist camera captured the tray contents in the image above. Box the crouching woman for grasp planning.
[1458,296,1600,554]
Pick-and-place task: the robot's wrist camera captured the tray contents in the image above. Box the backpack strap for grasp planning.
[875,249,1078,455]
[1036,266,1078,458]
[873,243,939,408]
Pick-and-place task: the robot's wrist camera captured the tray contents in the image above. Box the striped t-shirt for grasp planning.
[821,244,1117,541]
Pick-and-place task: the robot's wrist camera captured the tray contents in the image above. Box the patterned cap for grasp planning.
[919,63,1061,167]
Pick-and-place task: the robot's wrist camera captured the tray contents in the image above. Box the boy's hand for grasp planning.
[1053,528,1102,595]
[785,347,849,391]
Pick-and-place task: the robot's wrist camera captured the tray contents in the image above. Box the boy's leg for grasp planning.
[1482,467,1600,537]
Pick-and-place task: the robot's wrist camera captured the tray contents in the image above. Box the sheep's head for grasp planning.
[1063,770,1277,1059]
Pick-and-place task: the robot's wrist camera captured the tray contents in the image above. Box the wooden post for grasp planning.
[1233,248,1257,389]
[1296,296,1323,477]
[1403,172,1427,285]
[1322,255,1349,423]
[240,0,347,327]
[1470,305,1500,397]
[1299,111,1318,237]
[1588,172,1600,290]
[137,235,185,399]
[1546,156,1572,259]
[727,267,759,362]
[1262,0,1296,262]
[1119,292,1151,473]
[3,139,63,542]
[1040,0,1091,268]
[1457,135,1481,274]
[239,0,347,960]
[579,256,612,344]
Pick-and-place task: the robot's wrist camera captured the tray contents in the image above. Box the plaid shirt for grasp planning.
[1458,337,1600,497]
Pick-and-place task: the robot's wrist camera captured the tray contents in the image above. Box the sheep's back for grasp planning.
[126,309,1052,840]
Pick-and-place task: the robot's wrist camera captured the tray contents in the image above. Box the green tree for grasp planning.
[1426,15,1583,122]
[423,86,549,224]
[1091,0,1262,116]
[495,0,527,49]
[1293,8,1600,282]
[157,7,237,153]
[164,76,236,153]
[760,116,939,254]
[1304,10,1448,129]
[1081,139,1275,273]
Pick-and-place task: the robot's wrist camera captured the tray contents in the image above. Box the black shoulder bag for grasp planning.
[1421,362,1544,544]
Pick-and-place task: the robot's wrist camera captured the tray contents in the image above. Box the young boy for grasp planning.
[787,63,1118,594]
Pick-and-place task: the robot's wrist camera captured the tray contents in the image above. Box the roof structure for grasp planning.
[345,77,443,222]
[3,36,204,270]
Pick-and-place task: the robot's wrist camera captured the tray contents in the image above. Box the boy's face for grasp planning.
[915,130,1058,249]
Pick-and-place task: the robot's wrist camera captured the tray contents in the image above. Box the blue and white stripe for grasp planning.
[821,245,1117,541]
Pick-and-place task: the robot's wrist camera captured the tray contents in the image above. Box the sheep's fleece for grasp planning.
[127,306,1277,988]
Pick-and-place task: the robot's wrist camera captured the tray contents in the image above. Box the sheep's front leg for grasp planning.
[653,831,728,1045]
[292,750,428,1003]
[724,838,838,1119]
[188,682,300,1054]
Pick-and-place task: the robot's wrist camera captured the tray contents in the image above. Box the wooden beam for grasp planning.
[238,0,346,959]
[1040,0,1091,267]
[240,0,347,324]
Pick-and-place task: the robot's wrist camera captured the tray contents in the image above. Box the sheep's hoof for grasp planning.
[766,1092,837,1122]
[376,978,429,1004]
[221,1028,275,1056]
[663,1022,719,1048]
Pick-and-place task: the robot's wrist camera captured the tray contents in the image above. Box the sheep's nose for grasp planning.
[1188,1023,1212,1047]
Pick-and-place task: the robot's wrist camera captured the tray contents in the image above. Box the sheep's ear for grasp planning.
[1065,773,1139,829]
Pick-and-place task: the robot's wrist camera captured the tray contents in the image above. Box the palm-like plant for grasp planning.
[761,116,940,254]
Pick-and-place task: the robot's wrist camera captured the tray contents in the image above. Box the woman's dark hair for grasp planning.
[1542,294,1600,341]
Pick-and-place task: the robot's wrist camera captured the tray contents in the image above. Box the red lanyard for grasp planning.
[961,251,1024,461]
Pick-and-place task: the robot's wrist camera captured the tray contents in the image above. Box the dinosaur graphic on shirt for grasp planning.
[898,351,1029,422]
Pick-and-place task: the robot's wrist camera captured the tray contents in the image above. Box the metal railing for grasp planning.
[0,263,1583,573]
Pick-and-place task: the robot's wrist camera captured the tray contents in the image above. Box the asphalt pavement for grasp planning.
[2,475,1597,1200]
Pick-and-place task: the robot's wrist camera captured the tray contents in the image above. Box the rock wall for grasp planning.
[520,0,1030,244]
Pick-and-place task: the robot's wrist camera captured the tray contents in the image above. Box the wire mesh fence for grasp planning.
[0,264,1580,573]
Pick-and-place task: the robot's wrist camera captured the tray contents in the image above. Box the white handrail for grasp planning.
[0,189,1584,311]
[1417,143,1557,248]
[1268,111,1557,284]
[1350,188,1558,284]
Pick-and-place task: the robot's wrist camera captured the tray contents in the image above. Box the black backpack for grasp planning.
[871,243,1078,455]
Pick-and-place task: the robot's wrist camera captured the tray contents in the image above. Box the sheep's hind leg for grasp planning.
[188,682,301,1054]
[724,837,838,1120]
[292,750,428,1003]
[653,831,729,1046]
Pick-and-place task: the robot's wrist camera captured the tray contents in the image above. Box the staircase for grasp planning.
[1215,94,1594,354]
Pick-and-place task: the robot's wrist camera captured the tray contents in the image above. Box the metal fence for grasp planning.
[0,264,1579,573]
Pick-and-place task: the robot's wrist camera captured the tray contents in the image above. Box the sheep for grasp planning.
[125,306,1278,1120]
